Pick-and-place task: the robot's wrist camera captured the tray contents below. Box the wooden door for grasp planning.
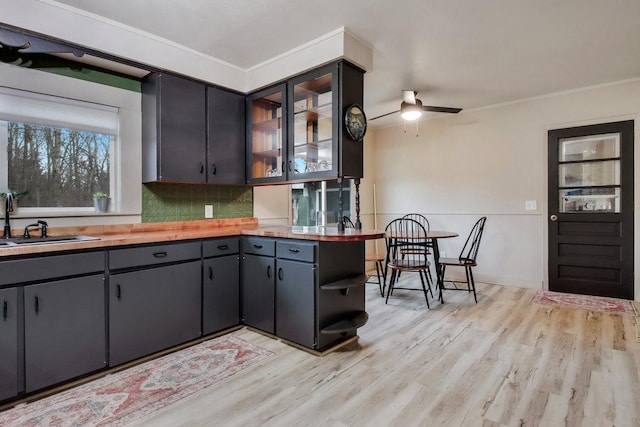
[548,120,634,299]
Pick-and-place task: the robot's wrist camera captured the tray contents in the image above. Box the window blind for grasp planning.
[0,87,119,135]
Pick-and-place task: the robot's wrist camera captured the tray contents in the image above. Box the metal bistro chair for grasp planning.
[399,213,434,283]
[342,216,385,297]
[438,216,487,303]
[384,217,433,307]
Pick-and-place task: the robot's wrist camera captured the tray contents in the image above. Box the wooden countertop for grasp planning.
[0,218,385,257]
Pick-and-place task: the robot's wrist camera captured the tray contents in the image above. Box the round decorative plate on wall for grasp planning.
[345,104,367,141]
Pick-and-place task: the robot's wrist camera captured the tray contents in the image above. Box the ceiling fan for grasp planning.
[370,90,462,121]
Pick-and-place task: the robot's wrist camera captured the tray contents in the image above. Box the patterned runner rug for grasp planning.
[0,335,275,426]
[533,290,638,316]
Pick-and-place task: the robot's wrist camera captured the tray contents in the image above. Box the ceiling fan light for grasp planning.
[400,100,423,121]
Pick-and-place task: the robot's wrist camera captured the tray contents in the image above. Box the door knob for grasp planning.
[550,214,558,221]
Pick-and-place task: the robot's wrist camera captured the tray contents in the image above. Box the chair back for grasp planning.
[459,216,487,264]
[385,218,429,268]
[341,216,355,229]
[402,213,430,232]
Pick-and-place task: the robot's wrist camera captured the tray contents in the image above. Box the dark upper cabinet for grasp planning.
[246,60,364,184]
[207,86,246,184]
[143,73,207,183]
[246,84,287,184]
[143,73,246,184]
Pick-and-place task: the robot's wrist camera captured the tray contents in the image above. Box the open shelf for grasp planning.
[320,274,368,291]
[320,311,369,335]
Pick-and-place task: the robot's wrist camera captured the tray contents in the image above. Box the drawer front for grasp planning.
[0,251,104,286]
[109,241,201,270]
[276,240,316,263]
[242,237,275,257]
[203,237,239,258]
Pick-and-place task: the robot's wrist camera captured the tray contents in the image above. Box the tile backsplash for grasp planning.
[142,183,253,223]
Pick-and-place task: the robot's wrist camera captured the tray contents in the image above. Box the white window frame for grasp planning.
[0,62,141,217]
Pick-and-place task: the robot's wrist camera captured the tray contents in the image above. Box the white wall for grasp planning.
[364,79,640,300]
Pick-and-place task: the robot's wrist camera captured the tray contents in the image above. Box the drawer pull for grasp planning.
[34,296,39,314]
[209,266,213,280]
[253,244,263,249]
[278,267,283,280]
[267,265,271,278]
[2,299,6,320]
[153,251,168,258]
[288,248,300,253]
[116,284,121,300]
[217,244,229,251]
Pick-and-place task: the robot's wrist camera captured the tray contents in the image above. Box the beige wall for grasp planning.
[362,79,640,300]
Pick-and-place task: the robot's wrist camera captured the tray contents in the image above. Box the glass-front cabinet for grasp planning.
[288,65,337,180]
[246,60,364,184]
[247,84,285,183]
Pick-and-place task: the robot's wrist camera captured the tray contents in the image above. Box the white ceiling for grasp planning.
[50,0,640,126]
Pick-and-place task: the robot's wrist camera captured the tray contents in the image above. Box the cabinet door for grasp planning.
[143,73,207,183]
[207,86,245,184]
[0,288,18,401]
[109,261,201,366]
[203,255,240,334]
[276,259,316,348]
[288,62,338,181]
[24,275,105,392]
[246,84,287,184]
[242,254,275,333]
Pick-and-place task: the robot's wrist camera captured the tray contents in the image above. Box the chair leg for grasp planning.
[375,260,384,297]
[421,269,434,298]
[385,269,397,304]
[467,266,478,303]
[418,270,430,309]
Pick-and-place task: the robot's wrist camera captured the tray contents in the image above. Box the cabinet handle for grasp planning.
[288,248,300,253]
[281,162,285,175]
[253,244,263,249]
[278,268,283,280]
[153,251,168,258]
[34,296,39,314]
[267,265,271,278]
[217,244,229,251]
[2,299,6,320]
[288,160,293,172]
[211,163,217,175]
[209,266,213,280]
[116,284,121,300]
[199,163,204,174]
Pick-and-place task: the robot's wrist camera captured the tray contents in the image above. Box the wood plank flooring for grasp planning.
[137,279,640,426]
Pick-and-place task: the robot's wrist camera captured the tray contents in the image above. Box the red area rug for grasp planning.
[0,335,274,426]
[533,290,638,316]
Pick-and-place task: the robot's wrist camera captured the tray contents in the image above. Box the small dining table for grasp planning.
[383,230,459,303]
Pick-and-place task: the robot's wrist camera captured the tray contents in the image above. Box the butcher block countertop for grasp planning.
[0,218,385,257]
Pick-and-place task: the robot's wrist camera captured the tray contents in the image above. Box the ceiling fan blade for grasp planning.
[369,110,400,121]
[422,105,462,114]
[402,90,417,105]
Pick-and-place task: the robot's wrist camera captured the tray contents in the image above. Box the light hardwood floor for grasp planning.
[137,278,640,427]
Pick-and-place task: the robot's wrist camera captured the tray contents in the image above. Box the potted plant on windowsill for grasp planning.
[1,190,29,215]
[93,191,111,213]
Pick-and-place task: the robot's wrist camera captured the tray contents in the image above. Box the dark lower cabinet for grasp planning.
[276,258,316,348]
[0,287,18,401]
[24,275,105,392]
[203,255,240,334]
[109,261,201,366]
[241,254,275,333]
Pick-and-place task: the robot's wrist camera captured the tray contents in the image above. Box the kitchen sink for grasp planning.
[0,235,100,247]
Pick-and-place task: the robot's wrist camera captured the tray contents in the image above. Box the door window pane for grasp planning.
[559,160,620,187]
[560,188,620,213]
[251,92,283,178]
[559,133,619,161]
